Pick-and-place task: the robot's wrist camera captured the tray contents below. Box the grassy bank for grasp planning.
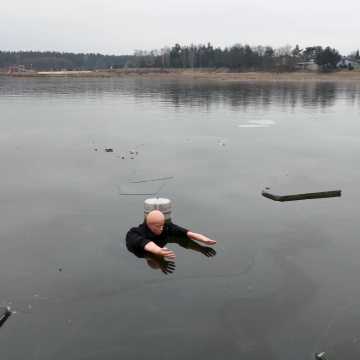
[2,68,360,82]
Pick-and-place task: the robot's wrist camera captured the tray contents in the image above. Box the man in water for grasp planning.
[126,210,216,260]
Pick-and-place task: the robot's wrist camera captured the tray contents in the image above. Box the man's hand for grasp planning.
[145,241,176,260]
[158,247,176,260]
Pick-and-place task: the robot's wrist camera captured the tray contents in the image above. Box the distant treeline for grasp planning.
[130,44,358,71]
[0,51,131,70]
[1,44,359,71]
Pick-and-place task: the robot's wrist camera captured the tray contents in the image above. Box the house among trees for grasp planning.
[7,65,28,73]
[295,60,319,71]
[337,57,360,70]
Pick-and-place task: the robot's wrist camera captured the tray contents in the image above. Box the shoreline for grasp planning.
[2,69,360,82]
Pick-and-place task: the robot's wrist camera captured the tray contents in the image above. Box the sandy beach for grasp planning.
[2,68,360,82]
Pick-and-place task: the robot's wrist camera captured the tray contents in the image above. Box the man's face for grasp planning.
[147,218,164,235]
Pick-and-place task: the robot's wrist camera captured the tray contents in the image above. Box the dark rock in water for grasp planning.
[0,307,11,328]
[94,148,98,152]
[58,268,62,272]
[104,148,114,153]
[121,156,125,159]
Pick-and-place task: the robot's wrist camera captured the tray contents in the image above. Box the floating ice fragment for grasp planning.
[262,188,341,202]
[238,124,268,128]
[315,352,327,360]
[249,119,276,126]
[238,119,276,128]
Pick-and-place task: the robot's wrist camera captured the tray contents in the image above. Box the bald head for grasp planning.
[146,210,165,235]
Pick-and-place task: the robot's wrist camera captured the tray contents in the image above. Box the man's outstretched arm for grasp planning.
[144,241,176,260]
[186,231,216,245]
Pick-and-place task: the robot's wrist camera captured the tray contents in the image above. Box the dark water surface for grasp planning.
[1,77,360,359]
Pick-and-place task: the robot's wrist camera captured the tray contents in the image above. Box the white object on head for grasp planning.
[144,198,172,221]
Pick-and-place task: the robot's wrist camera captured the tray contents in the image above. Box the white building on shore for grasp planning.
[337,57,360,70]
[295,60,319,71]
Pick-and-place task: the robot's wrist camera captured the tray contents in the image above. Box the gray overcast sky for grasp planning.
[1,0,359,55]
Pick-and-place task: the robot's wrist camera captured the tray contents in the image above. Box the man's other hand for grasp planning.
[201,238,217,245]
[187,231,217,246]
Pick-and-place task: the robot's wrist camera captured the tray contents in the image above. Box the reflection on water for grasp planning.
[146,255,176,275]
[139,238,216,275]
[1,77,360,110]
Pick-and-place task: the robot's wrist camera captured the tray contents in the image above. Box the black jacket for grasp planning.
[126,222,188,257]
